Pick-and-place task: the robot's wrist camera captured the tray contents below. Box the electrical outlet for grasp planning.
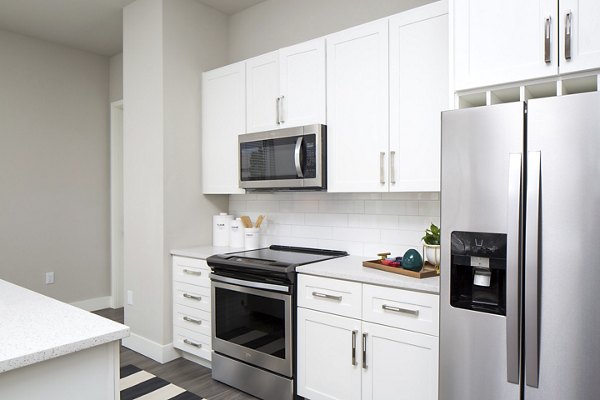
[45,272,54,284]
[127,290,133,305]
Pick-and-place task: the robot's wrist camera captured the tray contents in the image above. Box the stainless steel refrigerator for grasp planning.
[440,91,600,400]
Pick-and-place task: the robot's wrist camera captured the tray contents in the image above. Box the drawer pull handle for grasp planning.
[183,339,202,348]
[183,293,201,301]
[351,330,357,366]
[183,269,202,276]
[312,291,342,301]
[382,304,419,316]
[183,316,202,325]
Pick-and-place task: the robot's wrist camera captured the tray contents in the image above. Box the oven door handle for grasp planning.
[210,273,290,293]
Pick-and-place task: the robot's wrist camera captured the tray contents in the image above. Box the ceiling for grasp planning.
[0,0,265,57]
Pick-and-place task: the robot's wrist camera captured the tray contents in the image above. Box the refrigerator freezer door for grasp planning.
[440,102,524,400]
[525,91,600,400]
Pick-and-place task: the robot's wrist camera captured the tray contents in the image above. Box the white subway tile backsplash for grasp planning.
[305,213,349,227]
[318,200,364,214]
[291,225,332,240]
[228,192,439,257]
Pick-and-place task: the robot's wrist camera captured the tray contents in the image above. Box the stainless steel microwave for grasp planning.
[239,124,326,190]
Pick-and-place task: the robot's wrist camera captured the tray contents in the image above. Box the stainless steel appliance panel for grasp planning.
[441,102,524,400]
[525,91,600,400]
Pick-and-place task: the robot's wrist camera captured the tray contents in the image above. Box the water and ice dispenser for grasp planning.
[450,231,507,315]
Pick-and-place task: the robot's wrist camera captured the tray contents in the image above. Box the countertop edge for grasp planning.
[0,326,130,373]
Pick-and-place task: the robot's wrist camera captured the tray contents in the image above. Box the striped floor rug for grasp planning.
[120,365,207,400]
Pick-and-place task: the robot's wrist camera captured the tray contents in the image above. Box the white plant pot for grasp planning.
[423,244,441,266]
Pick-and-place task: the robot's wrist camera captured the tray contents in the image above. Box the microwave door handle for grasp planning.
[294,136,304,178]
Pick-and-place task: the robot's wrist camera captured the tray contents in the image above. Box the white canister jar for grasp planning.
[213,213,233,246]
[244,227,261,250]
[229,218,245,248]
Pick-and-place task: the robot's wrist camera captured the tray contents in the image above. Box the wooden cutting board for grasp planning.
[362,260,438,279]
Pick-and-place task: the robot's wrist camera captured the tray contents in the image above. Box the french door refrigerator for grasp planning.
[440,91,600,400]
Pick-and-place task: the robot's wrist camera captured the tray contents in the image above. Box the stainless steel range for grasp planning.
[207,245,348,400]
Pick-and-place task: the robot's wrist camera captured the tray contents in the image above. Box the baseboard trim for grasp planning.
[70,296,112,312]
[122,333,180,364]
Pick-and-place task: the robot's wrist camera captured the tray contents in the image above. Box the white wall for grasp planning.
[0,29,110,303]
[228,0,435,62]
[230,192,440,257]
[109,53,123,102]
[123,0,228,360]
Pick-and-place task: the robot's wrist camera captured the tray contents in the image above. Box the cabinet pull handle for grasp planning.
[390,150,396,184]
[351,330,357,366]
[184,339,202,348]
[276,97,281,124]
[565,10,572,60]
[382,304,419,316]
[183,316,202,325]
[183,268,201,276]
[544,16,552,64]
[312,291,342,301]
[279,95,285,124]
[362,332,368,369]
[183,293,201,301]
[380,152,386,184]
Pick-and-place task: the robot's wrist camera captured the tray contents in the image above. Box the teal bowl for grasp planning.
[402,249,423,272]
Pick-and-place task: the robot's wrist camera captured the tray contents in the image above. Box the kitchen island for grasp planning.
[0,279,129,400]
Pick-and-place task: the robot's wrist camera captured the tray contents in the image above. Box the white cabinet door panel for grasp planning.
[326,19,389,192]
[280,38,326,127]
[454,0,557,90]
[202,62,245,194]
[559,0,600,74]
[297,308,362,400]
[362,322,438,400]
[389,3,448,192]
[246,51,280,133]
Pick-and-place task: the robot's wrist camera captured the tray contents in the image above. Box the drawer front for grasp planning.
[173,282,211,312]
[173,304,211,337]
[362,284,439,336]
[173,327,211,361]
[298,274,362,319]
[173,256,211,287]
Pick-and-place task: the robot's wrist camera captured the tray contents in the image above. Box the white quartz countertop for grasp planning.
[0,279,129,373]
[171,244,242,260]
[296,255,440,294]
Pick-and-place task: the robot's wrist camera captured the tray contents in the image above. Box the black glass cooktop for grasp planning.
[225,245,348,267]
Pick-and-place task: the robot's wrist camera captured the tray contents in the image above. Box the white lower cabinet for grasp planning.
[297,274,439,400]
[172,256,212,364]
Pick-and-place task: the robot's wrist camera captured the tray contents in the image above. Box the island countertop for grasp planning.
[0,279,129,373]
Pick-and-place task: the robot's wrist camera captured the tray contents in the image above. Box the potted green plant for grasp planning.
[422,223,441,268]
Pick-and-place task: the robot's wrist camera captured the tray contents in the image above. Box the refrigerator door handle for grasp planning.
[525,151,541,388]
[506,153,522,384]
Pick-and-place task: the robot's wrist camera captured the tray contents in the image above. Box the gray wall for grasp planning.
[110,52,123,102]
[228,0,435,62]
[0,29,110,303]
[123,0,228,356]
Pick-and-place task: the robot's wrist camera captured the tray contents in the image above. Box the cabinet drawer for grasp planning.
[173,304,211,337]
[173,327,211,361]
[173,282,211,312]
[298,274,362,319]
[173,256,211,287]
[362,284,439,336]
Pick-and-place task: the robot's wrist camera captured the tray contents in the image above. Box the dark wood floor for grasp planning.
[94,308,256,400]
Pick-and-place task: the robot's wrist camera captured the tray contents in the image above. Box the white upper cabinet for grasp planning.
[453,0,558,91]
[246,51,280,133]
[202,62,245,194]
[279,38,326,127]
[326,19,390,192]
[246,40,326,133]
[559,0,600,74]
[389,2,449,192]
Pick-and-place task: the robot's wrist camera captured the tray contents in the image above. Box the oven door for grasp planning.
[211,276,293,378]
